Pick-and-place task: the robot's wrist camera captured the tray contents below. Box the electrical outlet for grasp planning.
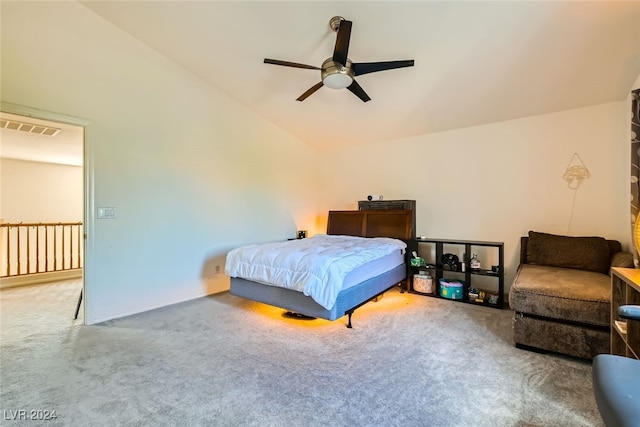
[215,265,221,274]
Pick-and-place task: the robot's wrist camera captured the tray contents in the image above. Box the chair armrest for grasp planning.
[618,305,640,321]
[610,251,634,268]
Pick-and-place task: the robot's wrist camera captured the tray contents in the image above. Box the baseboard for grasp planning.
[88,277,230,325]
[1,270,82,289]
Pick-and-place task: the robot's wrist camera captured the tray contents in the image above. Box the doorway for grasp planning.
[0,103,89,337]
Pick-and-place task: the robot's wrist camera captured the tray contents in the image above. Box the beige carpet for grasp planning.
[0,279,83,345]
[0,286,603,426]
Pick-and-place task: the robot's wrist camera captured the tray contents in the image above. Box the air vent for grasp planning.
[0,118,61,136]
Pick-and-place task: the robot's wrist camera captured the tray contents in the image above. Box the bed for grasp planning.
[226,210,413,327]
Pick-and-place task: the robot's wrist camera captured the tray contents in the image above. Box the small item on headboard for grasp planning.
[297,230,307,239]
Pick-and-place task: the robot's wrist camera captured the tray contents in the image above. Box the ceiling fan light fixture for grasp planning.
[321,58,354,89]
[323,73,353,89]
[263,17,414,102]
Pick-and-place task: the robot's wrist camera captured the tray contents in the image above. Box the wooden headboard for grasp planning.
[326,210,413,241]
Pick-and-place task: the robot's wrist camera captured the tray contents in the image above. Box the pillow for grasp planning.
[526,231,610,274]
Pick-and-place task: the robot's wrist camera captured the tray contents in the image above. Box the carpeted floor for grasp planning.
[0,285,602,426]
[0,279,83,344]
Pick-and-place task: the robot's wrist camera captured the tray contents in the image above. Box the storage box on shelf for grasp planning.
[610,268,640,359]
[409,237,505,309]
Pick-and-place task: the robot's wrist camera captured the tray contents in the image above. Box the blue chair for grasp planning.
[592,305,640,427]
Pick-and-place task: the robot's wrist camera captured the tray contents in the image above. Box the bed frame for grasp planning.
[229,209,413,328]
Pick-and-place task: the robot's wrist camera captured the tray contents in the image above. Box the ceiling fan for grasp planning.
[264,16,415,102]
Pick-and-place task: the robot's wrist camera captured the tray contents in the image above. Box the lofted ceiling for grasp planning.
[79,1,640,151]
[9,1,640,157]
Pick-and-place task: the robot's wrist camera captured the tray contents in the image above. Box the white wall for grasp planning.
[318,101,631,293]
[1,2,319,323]
[0,158,83,223]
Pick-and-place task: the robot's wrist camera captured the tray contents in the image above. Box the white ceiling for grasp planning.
[2,1,639,163]
[0,112,84,167]
[80,1,640,151]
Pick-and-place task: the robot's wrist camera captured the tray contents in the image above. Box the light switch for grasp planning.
[97,207,117,219]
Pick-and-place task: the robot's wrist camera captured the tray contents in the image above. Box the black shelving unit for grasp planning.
[409,238,505,309]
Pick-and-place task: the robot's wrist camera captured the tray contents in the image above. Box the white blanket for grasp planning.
[225,234,406,310]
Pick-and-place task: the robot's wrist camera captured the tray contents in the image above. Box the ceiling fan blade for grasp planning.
[264,58,320,70]
[347,80,371,103]
[352,60,415,76]
[332,20,352,66]
[296,82,324,101]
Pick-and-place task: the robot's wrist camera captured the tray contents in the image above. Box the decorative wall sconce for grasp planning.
[563,153,590,189]
[564,152,590,234]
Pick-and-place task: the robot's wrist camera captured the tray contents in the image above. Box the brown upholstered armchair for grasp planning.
[509,231,633,359]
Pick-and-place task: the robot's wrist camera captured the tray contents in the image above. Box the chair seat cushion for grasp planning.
[509,264,610,326]
[593,354,640,427]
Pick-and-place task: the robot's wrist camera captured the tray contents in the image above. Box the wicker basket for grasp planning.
[413,274,434,294]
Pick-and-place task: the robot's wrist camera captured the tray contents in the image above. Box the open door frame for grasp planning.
[1,101,93,324]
